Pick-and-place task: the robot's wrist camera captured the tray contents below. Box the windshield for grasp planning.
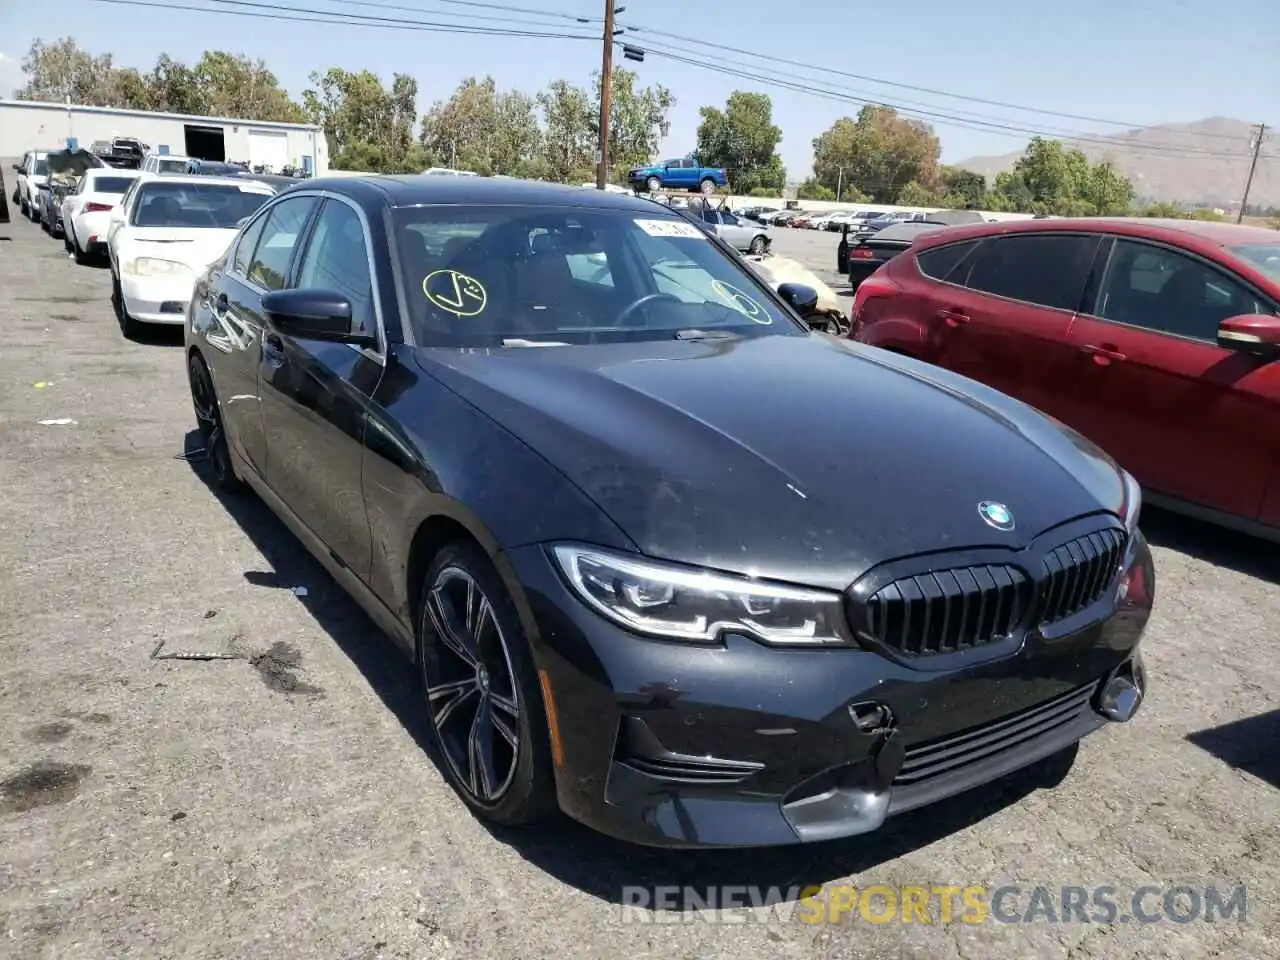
[392,204,806,347]
[1231,244,1280,283]
[131,182,272,228]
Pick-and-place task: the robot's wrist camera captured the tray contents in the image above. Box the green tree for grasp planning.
[191,51,305,122]
[897,180,941,208]
[796,178,835,200]
[303,67,422,172]
[16,38,126,106]
[940,167,987,208]
[990,137,1135,215]
[419,76,542,177]
[811,106,941,203]
[591,67,674,178]
[537,78,595,182]
[696,91,786,195]
[147,54,204,114]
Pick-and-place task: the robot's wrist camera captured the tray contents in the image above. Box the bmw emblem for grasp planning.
[978,501,1015,531]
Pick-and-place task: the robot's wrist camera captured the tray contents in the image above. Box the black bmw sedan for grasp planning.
[185,175,1154,849]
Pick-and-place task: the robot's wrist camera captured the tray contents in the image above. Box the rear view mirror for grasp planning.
[261,289,375,346]
[1219,313,1280,358]
[778,282,820,320]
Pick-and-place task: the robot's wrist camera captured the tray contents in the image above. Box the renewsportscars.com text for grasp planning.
[619,884,1248,925]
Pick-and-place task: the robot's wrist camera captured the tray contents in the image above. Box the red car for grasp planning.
[851,217,1280,535]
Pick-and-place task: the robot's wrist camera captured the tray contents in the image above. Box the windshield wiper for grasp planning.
[673,328,737,341]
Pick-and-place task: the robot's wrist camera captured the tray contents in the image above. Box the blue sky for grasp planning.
[1,0,1276,177]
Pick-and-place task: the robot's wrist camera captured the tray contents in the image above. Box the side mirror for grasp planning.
[11,163,20,172]
[261,289,374,346]
[778,282,820,320]
[1218,313,1280,358]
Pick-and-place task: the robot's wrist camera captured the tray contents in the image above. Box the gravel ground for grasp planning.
[0,210,1277,960]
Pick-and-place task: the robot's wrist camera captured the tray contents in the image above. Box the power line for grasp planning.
[310,0,601,25]
[619,23,1262,144]
[635,40,1263,163]
[200,0,601,34]
[82,0,599,38]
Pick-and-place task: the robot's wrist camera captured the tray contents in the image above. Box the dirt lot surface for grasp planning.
[0,212,1277,960]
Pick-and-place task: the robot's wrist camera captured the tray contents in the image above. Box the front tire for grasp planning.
[112,273,142,340]
[748,235,767,255]
[645,176,661,193]
[417,541,557,827]
[188,352,244,493]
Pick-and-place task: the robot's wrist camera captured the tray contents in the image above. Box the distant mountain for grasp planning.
[954,117,1276,210]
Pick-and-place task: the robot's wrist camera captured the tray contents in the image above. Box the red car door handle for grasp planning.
[1080,344,1127,362]
[938,308,970,326]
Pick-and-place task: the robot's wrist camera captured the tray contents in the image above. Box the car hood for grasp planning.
[117,228,240,269]
[415,334,1127,590]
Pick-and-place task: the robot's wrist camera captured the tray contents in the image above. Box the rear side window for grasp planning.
[964,234,1100,311]
[95,177,136,194]
[916,240,979,282]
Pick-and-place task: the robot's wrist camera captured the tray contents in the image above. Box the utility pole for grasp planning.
[1236,122,1266,224]
[596,1,620,189]
[836,166,844,202]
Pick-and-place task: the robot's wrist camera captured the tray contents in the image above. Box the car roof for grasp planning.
[135,171,273,191]
[917,215,1280,250]
[299,174,682,214]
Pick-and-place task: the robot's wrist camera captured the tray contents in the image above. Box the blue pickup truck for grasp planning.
[628,157,728,194]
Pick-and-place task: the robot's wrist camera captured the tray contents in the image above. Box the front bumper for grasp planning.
[505,531,1153,848]
[120,272,197,325]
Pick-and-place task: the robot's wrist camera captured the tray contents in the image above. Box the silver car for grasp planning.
[695,206,771,255]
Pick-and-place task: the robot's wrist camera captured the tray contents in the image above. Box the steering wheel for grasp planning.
[616,292,684,327]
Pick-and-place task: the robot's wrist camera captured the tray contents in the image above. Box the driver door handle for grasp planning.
[938,307,970,327]
[211,291,229,318]
[262,330,285,366]
[1080,343,1127,362]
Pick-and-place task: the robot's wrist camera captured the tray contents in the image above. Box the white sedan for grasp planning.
[106,173,274,337]
[61,168,142,264]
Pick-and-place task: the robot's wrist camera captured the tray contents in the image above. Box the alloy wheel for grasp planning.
[421,566,521,804]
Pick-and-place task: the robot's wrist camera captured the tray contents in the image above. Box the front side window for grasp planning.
[1093,239,1270,341]
[32,158,48,176]
[393,205,805,346]
[130,182,272,228]
[231,211,269,277]
[246,195,318,291]
[294,200,376,336]
[964,234,1100,312]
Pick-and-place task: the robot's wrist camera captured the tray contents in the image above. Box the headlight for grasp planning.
[551,544,850,646]
[125,257,189,277]
[1121,470,1142,534]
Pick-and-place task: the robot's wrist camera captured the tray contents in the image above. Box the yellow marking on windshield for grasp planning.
[710,279,772,325]
[423,269,488,317]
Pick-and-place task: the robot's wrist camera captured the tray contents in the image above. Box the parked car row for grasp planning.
[849,215,1280,539]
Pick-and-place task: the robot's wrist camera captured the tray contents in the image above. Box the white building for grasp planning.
[0,99,329,175]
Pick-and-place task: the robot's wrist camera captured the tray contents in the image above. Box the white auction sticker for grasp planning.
[634,218,706,240]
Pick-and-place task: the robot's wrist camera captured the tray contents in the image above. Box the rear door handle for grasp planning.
[937,307,970,327]
[1080,343,1127,362]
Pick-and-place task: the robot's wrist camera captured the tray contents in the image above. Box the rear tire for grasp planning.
[416,541,557,827]
[699,178,716,195]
